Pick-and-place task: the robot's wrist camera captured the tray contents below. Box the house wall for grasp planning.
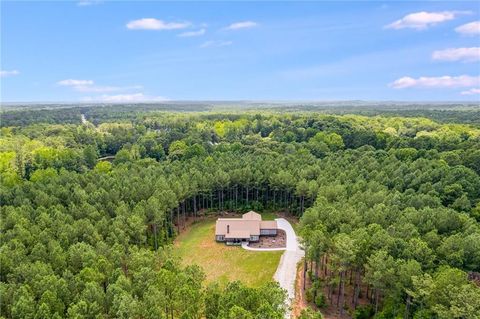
[226,241,242,246]
[216,235,225,241]
[250,235,259,242]
[260,229,277,236]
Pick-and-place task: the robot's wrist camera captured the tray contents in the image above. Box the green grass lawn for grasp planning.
[174,219,283,287]
[259,211,277,220]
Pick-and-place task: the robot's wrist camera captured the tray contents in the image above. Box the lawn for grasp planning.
[258,211,277,221]
[174,219,283,287]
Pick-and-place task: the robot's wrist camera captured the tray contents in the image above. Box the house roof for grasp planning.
[215,219,260,236]
[242,211,262,220]
[215,211,277,237]
[260,220,277,229]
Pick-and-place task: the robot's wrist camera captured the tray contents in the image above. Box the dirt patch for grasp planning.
[276,211,300,223]
[248,230,286,248]
[291,259,308,318]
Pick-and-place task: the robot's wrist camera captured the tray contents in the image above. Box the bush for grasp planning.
[314,292,327,308]
[353,305,374,319]
[305,288,314,303]
[308,270,314,281]
[298,308,323,319]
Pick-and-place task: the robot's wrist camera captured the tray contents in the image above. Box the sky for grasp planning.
[1,1,480,102]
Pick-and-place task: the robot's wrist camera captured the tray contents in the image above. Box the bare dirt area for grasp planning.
[291,261,308,318]
[276,211,300,224]
[249,230,286,248]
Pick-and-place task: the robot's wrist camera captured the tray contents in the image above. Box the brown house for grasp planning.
[215,211,277,244]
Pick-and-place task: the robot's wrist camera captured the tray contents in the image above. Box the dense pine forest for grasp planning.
[1,104,479,319]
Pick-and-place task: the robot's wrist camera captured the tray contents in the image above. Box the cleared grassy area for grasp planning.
[259,211,277,220]
[174,219,283,287]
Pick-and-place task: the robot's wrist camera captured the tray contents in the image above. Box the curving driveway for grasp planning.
[242,218,304,318]
[273,219,304,305]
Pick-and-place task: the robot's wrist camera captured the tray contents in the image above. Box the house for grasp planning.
[215,211,278,245]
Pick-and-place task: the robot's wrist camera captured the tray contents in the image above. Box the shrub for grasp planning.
[308,270,314,281]
[305,287,314,303]
[298,308,323,319]
[314,292,327,308]
[353,305,374,319]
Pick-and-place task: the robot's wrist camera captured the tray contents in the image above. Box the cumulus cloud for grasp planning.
[432,47,480,62]
[461,88,480,95]
[200,40,233,48]
[455,21,480,35]
[126,18,190,30]
[225,21,257,30]
[84,93,168,103]
[0,70,20,77]
[57,79,141,93]
[178,28,206,37]
[385,11,469,30]
[390,75,480,89]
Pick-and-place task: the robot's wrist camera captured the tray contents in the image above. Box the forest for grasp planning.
[1,104,479,319]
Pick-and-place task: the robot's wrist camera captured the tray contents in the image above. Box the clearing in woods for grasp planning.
[174,217,283,287]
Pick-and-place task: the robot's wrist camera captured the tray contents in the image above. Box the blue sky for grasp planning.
[1,1,479,102]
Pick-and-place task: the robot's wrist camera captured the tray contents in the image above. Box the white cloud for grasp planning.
[0,70,20,77]
[126,18,190,30]
[59,79,164,102]
[390,75,480,89]
[58,79,94,86]
[455,21,480,35]
[178,28,206,37]
[57,79,141,93]
[75,85,142,93]
[432,47,480,62]
[225,21,257,30]
[84,93,168,103]
[461,88,480,95]
[77,0,101,6]
[200,40,233,48]
[385,11,469,30]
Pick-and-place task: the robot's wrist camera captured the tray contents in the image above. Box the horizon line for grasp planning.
[2,99,480,105]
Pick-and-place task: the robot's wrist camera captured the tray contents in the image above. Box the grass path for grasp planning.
[174,219,283,287]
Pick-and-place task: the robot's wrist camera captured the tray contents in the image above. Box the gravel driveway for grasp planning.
[240,217,304,317]
[273,218,304,313]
